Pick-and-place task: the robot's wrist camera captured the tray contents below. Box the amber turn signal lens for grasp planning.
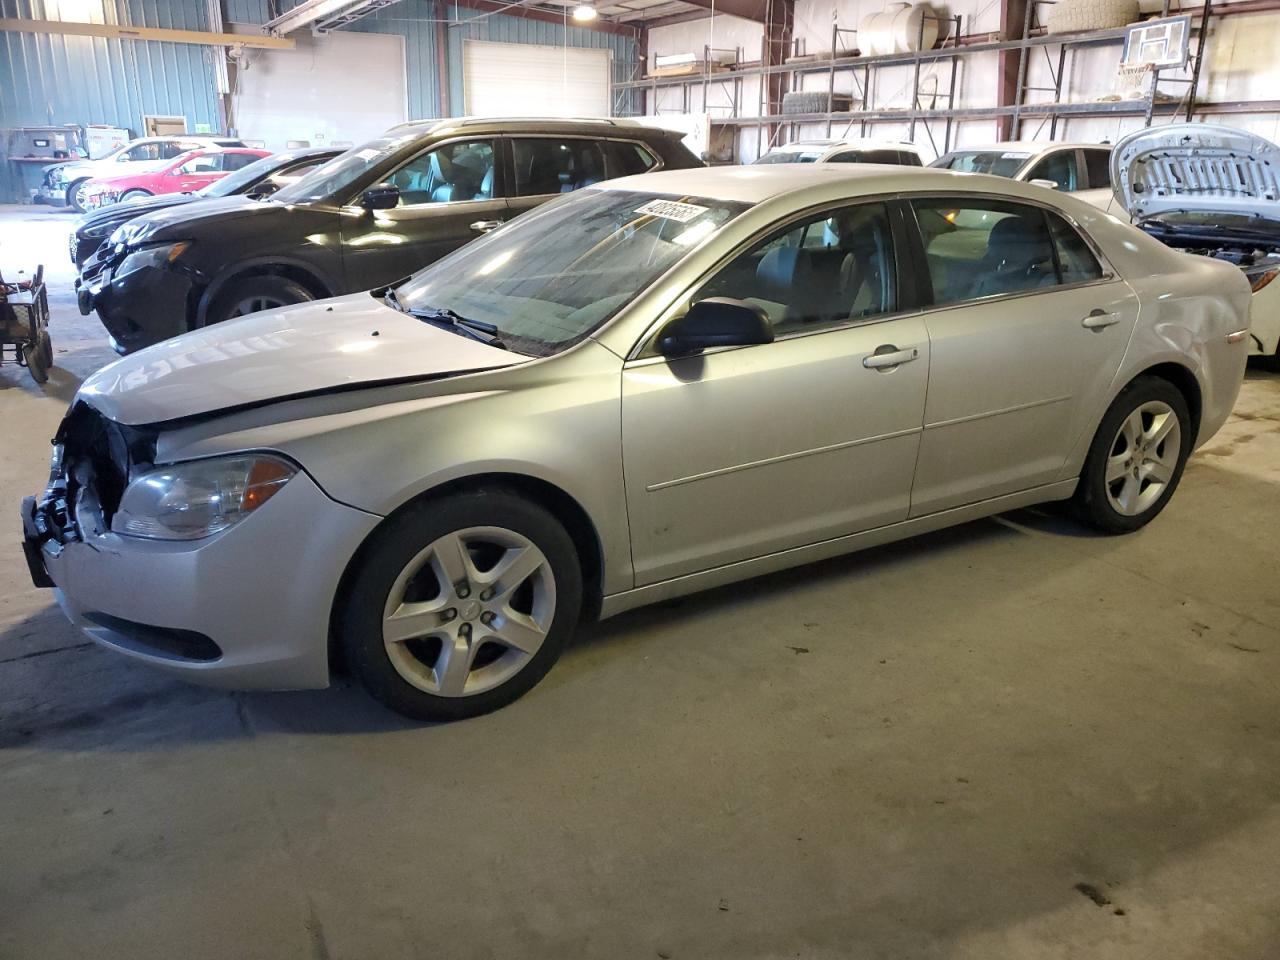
[243,458,294,511]
[1250,269,1278,293]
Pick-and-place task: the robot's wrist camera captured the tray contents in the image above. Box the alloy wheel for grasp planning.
[229,295,289,317]
[381,526,557,698]
[1104,400,1181,516]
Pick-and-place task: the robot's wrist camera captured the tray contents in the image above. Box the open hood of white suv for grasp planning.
[1112,123,1280,222]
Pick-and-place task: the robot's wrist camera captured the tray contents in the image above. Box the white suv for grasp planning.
[38,135,245,211]
[931,142,1117,211]
[754,139,925,166]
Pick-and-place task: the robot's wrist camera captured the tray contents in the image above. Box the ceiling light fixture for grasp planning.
[572,2,598,21]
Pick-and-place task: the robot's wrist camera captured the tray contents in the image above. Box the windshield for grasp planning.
[754,151,822,164]
[273,134,408,204]
[931,151,1030,178]
[201,152,289,197]
[395,189,750,356]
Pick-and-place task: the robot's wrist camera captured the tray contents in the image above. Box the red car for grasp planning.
[81,148,272,210]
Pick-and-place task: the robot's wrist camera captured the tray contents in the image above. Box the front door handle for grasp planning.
[1082,309,1119,330]
[862,345,919,369]
[470,219,504,233]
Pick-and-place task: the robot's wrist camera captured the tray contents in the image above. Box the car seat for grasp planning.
[971,215,1058,297]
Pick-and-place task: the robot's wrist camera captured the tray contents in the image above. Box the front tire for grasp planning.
[1072,375,1192,534]
[340,490,583,721]
[120,189,152,203]
[205,275,314,325]
[67,178,91,212]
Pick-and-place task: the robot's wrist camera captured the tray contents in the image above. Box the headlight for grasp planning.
[111,455,296,541]
[84,222,114,239]
[116,240,191,277]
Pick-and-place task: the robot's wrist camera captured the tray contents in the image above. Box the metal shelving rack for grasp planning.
[612,8,1239,157]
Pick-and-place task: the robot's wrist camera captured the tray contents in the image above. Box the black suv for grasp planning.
[77,118,702,354]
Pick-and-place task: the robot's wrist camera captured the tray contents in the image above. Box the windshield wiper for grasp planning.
[383,290,506,349]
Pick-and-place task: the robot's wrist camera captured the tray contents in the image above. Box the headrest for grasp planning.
[756,246,814,301]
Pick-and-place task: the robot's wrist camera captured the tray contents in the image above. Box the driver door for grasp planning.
[170,152,224,193]
[340,138,509,290]
[621,201,930,586]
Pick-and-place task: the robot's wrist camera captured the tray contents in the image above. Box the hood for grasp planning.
[1112,123,1280,222]
[77,292,526,426]
[78,193,195,232]
[112,194,272,246]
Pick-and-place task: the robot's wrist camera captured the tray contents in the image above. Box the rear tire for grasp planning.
[340,489,583,722]
[205,275,314,325]
[1072,375,1192,534]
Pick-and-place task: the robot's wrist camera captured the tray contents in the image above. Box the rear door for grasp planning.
[503,136,611,222]
[340,137,508,289]
[904,195,1138,516]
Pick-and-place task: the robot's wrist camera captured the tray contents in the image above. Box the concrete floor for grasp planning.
[2,202,1279,960]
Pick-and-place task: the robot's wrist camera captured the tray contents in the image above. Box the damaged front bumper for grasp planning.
[21,403,381,690]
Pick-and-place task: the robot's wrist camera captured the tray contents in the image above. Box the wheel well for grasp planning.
[1134,362,1202,436]
[198,263,332,327]
[233,263,331,300]
[327,473,606,677]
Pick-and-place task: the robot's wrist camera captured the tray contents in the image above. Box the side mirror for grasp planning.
[360,183,400,211]
[656,298,773,357]
[1029,177,1060,191]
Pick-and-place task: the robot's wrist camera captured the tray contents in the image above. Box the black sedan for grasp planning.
[75,118,701,354]
[69,147,341,269]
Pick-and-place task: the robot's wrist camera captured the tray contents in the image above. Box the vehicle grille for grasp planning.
[43,402,157,542]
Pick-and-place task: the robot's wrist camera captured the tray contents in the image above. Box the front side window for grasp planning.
[175,154,222,175]
[913,199,1061,304]
[1084,149,1112,189]
[1025,150,1080,191]
[396,189,748,356]
[692,202,897,335]
[385,140,496,206]
[273,132,421,204]
[512,138,607,196]
[122,143,163,162]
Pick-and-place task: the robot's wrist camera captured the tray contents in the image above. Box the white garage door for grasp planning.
[232,30,407,151]
[463,40,610,118]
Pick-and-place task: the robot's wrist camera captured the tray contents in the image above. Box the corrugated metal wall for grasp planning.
[3,0,637,130]
[1,0,221,133]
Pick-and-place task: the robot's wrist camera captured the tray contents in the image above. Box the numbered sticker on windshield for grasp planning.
[635,199,709,223]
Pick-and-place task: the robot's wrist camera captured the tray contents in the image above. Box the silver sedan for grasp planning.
[24,165,1252,720]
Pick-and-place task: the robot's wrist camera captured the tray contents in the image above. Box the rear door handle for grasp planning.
[1082,309,1119,330]
[862,346,919,369]
[470,220,504,233]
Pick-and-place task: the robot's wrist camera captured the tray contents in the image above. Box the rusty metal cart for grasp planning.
[1,265,53,384]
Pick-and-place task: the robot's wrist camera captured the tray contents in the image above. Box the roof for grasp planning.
[387,117,681,138]
[596,164,1044,205]
[772,138,917,150]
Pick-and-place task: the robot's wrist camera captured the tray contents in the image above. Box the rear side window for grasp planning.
[912,198,1061,304]
[512,138,607,196]
[898,150,922,166]
[222,153,259,171]
[1047,213,1104,283]
[610,141,659,177]
[1084,149,1112,189]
